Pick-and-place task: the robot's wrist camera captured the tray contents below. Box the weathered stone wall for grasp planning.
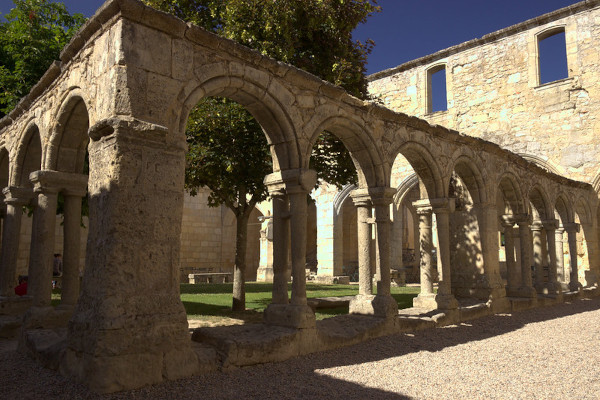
[369,2,600,185]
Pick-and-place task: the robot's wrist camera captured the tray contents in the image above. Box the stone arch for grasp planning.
[306,115,384,188]
[12,120,42,188]
[554,194,572,225]
[393,142,444,199]
[45,89,91,173]
[174,69,300,172]
[528,185,553,221]
[497,172,525,215]
[448,154,487,205]
[333,184,357,217]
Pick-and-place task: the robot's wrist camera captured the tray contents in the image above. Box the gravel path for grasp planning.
[2,298,600,399]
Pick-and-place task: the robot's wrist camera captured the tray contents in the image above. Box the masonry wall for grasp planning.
[369,4,600,185]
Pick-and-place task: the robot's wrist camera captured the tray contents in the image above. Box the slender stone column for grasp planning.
[0,187,33,297]
[349,187,397,317]
[543,219,561,295]
[432,199,458,309]
[516,215,537,298]
[60,181,88,308]
[27,172,60,309]
[412,199,457,310]
[269,189,290,304]
[555,227,567,290]
[531,221,545,293]
[263,169,316,328]
[287,186,308,306]
[415,203,434,297]
[474,204,506,302]
[500,216,520,296]
[564,223,582,292]
[352,195,372,296]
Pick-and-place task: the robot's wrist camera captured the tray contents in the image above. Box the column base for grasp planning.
[412,293,458,310]
[263,303,315,329]
[21,306,72,330]
[349,294,398,317]
[569,281,583,292]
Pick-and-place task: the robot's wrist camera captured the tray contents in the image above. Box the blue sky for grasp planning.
[0,0,582,74]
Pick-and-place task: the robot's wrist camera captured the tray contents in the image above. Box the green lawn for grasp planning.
[181,282,420,320]
[51,283,420,322]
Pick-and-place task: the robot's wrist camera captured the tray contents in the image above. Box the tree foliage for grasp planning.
[0,0,85,116]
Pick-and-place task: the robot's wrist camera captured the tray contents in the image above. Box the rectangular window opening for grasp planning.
[538,30,568,85]
[428,67,447,113]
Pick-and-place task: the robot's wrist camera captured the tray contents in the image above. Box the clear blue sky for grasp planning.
[0,0,583,74]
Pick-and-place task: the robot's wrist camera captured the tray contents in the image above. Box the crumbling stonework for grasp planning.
[0,0,598,394]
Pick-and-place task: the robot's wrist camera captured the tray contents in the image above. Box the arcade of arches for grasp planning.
[0,0,598,394]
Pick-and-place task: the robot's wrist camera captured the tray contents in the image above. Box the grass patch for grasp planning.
[50,283,421,322]
[181,282,419,320]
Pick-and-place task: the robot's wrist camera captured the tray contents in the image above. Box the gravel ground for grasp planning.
[2,297,600,399]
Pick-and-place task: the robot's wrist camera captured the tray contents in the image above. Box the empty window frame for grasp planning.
[427,64,447,113]
[537,27,568,85]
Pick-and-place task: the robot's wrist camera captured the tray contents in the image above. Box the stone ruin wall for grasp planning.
[369,2,600,187]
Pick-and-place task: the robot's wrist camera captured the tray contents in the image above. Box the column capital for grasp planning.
[413,198,454,214]
[29,170,88,196]
[530,220,544,232]
[264,169,316,194]
[2,186,34,206]
[350,187,395,207]
[499,214,515,228]
[563,222,580,233]
[542,219,559,231]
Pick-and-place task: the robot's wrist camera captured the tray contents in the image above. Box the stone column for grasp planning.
[59,178,88,309]
[555,227,567,290]
[263,169,316,328]
[564,223,582,292]
[432,199,458,310]
[516,215,537,298]
[0,187,33,297]
[543,219,561,295]
[351,194,372,296]
[531,221,545,293]
[27,171,60,309]
[63,119,198,390]
[413,202,434,307]
[501,215,520,297]
[412,199,457,310]
[269,190,289,302]
[474,204,506,302]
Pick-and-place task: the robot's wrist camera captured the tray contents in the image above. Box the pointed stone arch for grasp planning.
[12,120,42,188]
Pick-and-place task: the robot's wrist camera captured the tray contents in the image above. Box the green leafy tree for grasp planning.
[143,0,379,311]
[0,0,86,116]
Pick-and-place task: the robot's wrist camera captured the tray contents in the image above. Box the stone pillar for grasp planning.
[564,223,582,292]
[269,191,290,299]
[349,188,397,317]
[432,199,458,309]
[474,204,506,302]
[543,219,561,295]
[27,171,60,309]
[60,178,88,308]
[412,199,457,310]
[501,215,520,297]
[555,227,567,290]
[256,212,274,282]
[531,221,545,293]
[62,119,198,392]
[516,215,537,298]
[0,187,33,297]
[351,194,372,296]
[263,169,316,328]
